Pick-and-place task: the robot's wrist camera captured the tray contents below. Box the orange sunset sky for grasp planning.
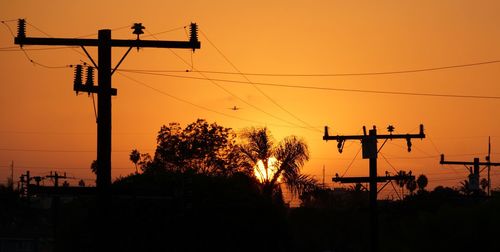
[1,1,500,198]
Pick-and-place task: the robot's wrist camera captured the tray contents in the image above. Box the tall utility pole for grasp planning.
[46,171,67,188]
[440,154,500,195]
[322,165,325,188]
[15,20,200,251]
[487,137,492,196]
[10,161,14,190]
[14,19,201,193]
[323,124,425,252]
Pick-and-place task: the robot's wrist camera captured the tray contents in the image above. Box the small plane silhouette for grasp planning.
[228,106,241,111]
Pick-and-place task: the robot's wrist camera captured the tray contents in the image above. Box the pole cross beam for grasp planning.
[440,155,500,167]
[323,124,425,252]
[14,19,201,193]
[332,174,415,184]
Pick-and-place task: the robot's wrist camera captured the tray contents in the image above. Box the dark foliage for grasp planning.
[142,119,250,176]
[53,171,290,252]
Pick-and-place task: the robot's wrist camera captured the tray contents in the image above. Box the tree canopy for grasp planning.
[139,119,249,176]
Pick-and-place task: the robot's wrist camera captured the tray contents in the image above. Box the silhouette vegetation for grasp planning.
[2,119,500,252]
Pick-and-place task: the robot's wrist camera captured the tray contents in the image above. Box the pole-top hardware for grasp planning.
[190,23,199,52]
[387,125,395,134]
[132,23,145,38]
[74,64,83,95]
[17,19,26,44]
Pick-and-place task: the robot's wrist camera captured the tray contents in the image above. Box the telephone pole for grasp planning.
[324,124,425,252]
[14,19,201,194]
[14,19,200,251]
[440,154,500,195]
[46,171,67,188]
[10,161,14,190]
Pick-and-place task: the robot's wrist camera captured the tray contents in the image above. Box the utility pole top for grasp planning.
[324,123,425,252]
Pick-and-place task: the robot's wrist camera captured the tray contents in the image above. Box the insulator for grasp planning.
[17,19,26,38]
[131,23,145,36]
[406,137,412,152]
[189,23,198,43]
[74,65,83,94]
[85,66,94,86]
[74,65,83,86]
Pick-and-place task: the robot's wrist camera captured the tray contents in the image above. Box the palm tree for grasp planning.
[416,174,428,193]
[130,149,141,174]
[240,127,317,199]
[459,180,471,195]
[406,179,417,196]
[480,178,489,192]
[396,170,408,197]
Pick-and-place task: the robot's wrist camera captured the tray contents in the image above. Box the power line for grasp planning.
[0,148,152,153]
[118,72,307,129]
[340,146,362,177]
[144,29,320,132]
[117,60,500,77]
[119,70,500,100]
[199,29,321,132]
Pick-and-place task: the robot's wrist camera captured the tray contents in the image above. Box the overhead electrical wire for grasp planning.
[144,29,319,132]
[119,70,500,100]
[199,29,321,132]
[137,60,500,77]
[0,148,145,153]
[4,22,500,100]
[115,59,500,77]
[117,72,300,128]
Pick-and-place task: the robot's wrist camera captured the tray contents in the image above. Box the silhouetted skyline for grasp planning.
[1,1,500,199]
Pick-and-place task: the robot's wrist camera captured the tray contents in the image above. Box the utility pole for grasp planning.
[324,124,425,252]
[487,137,491,196]
[322,164,325,188]
[10,161,14,191]
[14,19,200,193]
[440,154,500,195]
[19,170,30,197]
[46,171,67,188]
[14,19,200,251]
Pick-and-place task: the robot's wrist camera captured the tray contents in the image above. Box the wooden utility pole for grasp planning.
[487,137,492,196]
[19,170,30,197]
[324,124,425,252]
[10,161,14,190]
[46,171,67,188]
[440,154,500,195]
[14,19,201,194]
[14,19,201,251]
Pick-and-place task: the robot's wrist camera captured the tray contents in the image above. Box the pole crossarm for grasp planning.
[324,125,425,141]
[440,154,500,166]
[332,175,415,184]
[15,37,200,50]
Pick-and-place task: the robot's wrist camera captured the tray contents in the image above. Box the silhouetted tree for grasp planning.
[239,127,317,199]
[145,119,248,176]
[129,149,140,174]
[459,180,472,195]
[480,178,489,192]
[78,179,85,187]
[396,170,408,198]
[90,160,97,175]
[406,179,417,195]
[416,174,428,193]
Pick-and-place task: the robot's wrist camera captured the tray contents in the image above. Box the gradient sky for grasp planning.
[1,1,500,198]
